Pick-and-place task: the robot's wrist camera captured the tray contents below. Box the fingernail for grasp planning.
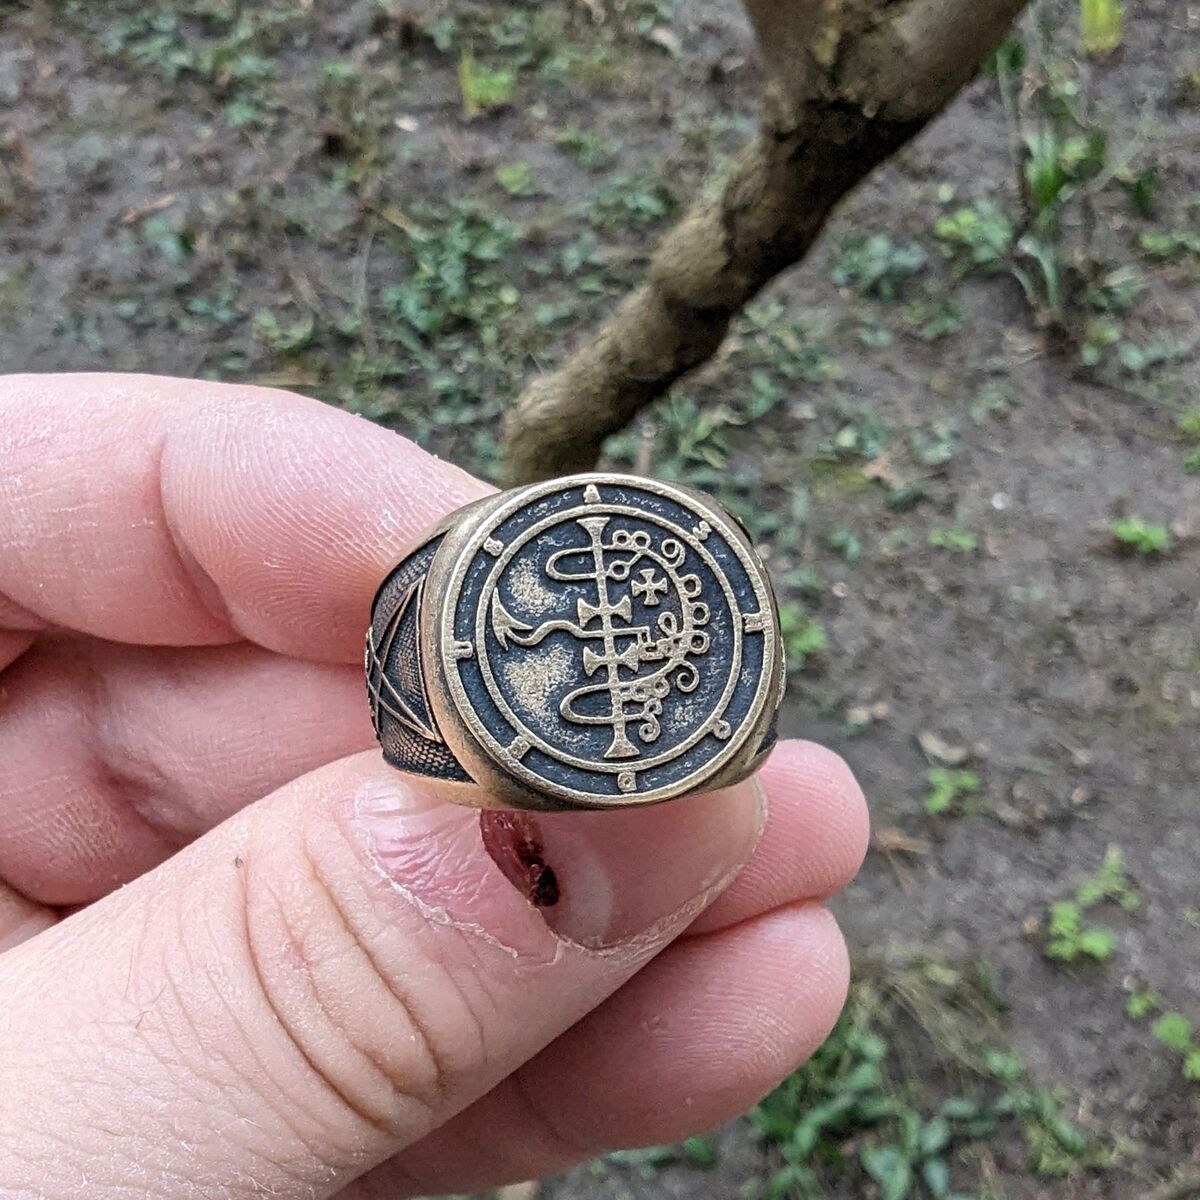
[482,781,766,948]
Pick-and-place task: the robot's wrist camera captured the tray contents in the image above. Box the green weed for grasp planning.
[924,768,981,817]
[380,201,520,342]
[933,200,1015,275]
[606,1134,719,1176]
[832,235,927,301]
[495,161,535,196]
[740,301,840,383]
[908,422,959,468]
[1112,516,1172,556]
[1127,990,1200,1082]
[253,309,315,355]
[99,3,302,127]
[457,45,516,118]
[779,603,828,674]
[1079,0,1123,57]
[903,292,964,341]
[754,965,1103,1198]
[825,528,863,564]
[1172,65,1200,107]
[1177,409,1200,473]
[1043,847,1138,963]
[1139,229,1200,262]
[555,126,619,171]
[1045,901,1117,962]
[928,528,978,554]
[1076,845,1141,911]
[582,170,677,230]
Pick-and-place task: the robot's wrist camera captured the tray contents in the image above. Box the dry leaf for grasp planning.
[647,26,683,56]
[917,729,970,766]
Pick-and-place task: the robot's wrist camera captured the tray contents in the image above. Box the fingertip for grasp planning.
[689,738,869,936]
[765,738,871,880]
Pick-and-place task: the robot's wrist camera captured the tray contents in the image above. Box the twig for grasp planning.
[354,218,380,361]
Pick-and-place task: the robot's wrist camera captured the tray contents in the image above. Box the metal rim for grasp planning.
[428,473,780,808]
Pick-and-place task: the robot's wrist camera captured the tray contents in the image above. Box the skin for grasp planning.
[0,374,869,1200]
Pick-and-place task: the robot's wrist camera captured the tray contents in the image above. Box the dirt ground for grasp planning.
[2,0,1198,1196]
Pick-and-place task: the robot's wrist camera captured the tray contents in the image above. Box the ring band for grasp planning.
[366,473,785,811]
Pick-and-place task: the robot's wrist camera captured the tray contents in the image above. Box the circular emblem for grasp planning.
[437,476,777,805]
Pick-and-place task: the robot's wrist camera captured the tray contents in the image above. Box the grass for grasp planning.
[750,961,1106,1198]
[1139,229,1200,262]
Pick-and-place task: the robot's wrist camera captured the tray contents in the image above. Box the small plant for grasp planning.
[381,200,520,342]
[903,292,964,341]
[780,603,827,673]
[1045,901,1116,962]
[555,126,619,170]
[1178,409,1200,474]
[583,170,677,229]
[1112,516,1172,556]
[1139,229,1200,262]
[1126,986,1162,1020]
[253,309,315,355]
[1077,845,1141,911]
[933,199,1014,275]
[925,768,980,816]
[457,46,516,118]
[825,528,863,564]
[1127,990,1200,1082]
[928,527,978,554]
[495,161,535,195]
[832,235,927,301]
[1153,1014,1200,1081]
[1080,0,1123,57]
[1043,847,1138,963]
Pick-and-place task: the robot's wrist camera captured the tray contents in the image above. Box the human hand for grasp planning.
[0,374,868,1199]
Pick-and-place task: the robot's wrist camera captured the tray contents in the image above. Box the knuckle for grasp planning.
[238,825,482,1146]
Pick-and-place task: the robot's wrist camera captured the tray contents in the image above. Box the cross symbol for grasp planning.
[630,567,669,606]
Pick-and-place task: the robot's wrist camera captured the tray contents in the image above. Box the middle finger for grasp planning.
[0,638,372,904]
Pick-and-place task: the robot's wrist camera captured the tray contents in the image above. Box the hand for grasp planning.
[0,374,868,1199]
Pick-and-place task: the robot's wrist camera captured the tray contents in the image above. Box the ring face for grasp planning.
[438,476,777,805]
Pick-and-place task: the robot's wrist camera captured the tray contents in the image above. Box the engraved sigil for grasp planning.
[488,513,715,763]
[442,478,775,803]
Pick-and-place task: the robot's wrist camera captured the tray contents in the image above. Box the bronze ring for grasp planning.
[365,473,785,811]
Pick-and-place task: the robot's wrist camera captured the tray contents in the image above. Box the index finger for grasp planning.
[0,374,489,661]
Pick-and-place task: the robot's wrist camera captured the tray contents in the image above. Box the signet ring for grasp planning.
[365,473,785,811]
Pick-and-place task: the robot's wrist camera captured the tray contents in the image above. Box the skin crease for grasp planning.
[0,374,869,1200]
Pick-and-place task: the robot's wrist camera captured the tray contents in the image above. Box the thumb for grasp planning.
[0,751,761,1200]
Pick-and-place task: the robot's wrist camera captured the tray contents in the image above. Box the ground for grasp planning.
[2,0,1198,1196]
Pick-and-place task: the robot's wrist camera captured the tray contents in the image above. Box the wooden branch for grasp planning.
[501,0,1029,485]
